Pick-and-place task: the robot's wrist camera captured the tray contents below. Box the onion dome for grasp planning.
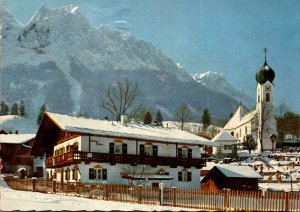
[255,61,275,84]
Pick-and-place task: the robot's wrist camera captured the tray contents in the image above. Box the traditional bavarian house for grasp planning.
[31,112,217,188]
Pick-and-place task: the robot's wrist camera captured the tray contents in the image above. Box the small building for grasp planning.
[31,112,218,189]
[200,165,262,191]
[211,131,238,159]
[0,134,36,177]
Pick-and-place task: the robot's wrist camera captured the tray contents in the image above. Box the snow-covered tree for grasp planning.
[19,100,26,117]
[201,108,211,130]
[0,101,9,116]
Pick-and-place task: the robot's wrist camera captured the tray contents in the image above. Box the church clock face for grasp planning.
[265,85,271,92]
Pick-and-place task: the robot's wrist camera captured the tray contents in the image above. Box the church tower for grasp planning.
[255,48,277,151]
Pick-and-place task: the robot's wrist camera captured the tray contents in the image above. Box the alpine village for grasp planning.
[1,3,300,212]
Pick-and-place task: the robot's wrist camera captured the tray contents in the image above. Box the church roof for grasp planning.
[223,105,257,130]
[212,131,238,142]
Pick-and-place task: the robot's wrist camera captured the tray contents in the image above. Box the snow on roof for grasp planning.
[212,131,238,142]
[46,112,218,146]
[223,105,257,130]
[0,134,36,144]
[215,165,262,178]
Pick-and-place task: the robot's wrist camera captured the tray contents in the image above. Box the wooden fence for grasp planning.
[4,177,300,211]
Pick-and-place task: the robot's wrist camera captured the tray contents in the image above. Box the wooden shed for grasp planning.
[201,165,262,191]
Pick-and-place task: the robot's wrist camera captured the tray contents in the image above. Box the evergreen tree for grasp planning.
[143,111,152,125]
[19,100,26,117]
[201,108,211,130]
[155,110,163,126]
[36,104,47,125]
[0,101,9,115]
[242,135,258,154]
[10,103,19,115]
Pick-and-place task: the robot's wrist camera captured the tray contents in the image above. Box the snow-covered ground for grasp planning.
[0,178,196,211]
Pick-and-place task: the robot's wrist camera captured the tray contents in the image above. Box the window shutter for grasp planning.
[153,145,158,157]
[102,169,107,180]
[188,149,192,158]
[89,168,95,179]
[188,172,192,182]
[178,148,182,158]
[122,143,128,155]
[178,172,182,181]
[109,143,114,154]
[140,144,145,156]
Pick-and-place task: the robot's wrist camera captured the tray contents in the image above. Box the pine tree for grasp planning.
[201,108,211,130]
[242,135,258,154]
[0,101,9,115]
[36,104,47,125]
[10,103,19,115]
[19,100,26,117]
[155,110,163,126]
[144,111,152,125]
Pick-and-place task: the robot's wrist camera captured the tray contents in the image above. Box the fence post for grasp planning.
[159,183,164,206]
[223,188,230,210]
[284,191,289,212]
[52,180,56,193]
[172,187,177,207]
[32,178,37,192]
[138,185,143,204]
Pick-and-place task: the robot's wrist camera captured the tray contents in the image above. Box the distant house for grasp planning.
[201,165,262,191]
[0,129,8,134]
[31,112,218,188]
[211,131,238,159]
[0,134,36,177]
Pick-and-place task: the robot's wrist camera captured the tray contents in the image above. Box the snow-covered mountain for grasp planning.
[0,5,239,119]
[193,72,255,108]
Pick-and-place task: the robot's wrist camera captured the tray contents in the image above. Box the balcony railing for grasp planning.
[46,151,206,169]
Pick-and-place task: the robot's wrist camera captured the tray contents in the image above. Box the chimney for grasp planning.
[15,130,19,134]
[121,115,128,125]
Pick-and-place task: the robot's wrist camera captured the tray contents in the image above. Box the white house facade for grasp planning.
[224,54,277,152]
[211,131,238,158]
[31,112,217,189]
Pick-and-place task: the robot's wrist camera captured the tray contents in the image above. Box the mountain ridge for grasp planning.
[0,5,239,120]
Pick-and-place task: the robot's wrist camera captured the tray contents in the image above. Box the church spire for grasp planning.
[263,47,268,62]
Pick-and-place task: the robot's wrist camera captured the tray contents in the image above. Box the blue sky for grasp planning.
[3,0,300,113]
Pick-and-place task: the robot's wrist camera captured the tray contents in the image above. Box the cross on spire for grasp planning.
[263,48,268,62]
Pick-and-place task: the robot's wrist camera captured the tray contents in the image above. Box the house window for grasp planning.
[145,144,153,156]
[266,93,270,102]
[178,170,192,182]
[65,168,70,181]
[89,168,107,180]
[72,168,78,180]
[178,147,192,158]
[224,145,232,150]
[114,143,122,154]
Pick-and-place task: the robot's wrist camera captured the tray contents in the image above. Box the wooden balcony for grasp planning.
[46,151,206,169]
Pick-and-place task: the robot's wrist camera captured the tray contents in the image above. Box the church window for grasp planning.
[245,126,247,135]
[258,94,260,103]
[266,93,270,102]
[239,128,242,137]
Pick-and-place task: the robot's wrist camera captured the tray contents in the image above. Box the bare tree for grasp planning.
[121,165,149,186]
[101,79,140,121]
[252,102,275,152]
[174,103,192,130]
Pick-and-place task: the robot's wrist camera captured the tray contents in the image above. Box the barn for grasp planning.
[200,165,262,191]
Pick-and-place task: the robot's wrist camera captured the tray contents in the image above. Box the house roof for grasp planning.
[0,134,36,144]
[44,112,218,147]
[212,131,238,142]
[215,165,262,179]
[223,105,257,130]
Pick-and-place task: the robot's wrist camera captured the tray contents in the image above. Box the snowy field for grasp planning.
[0,178,196,211]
